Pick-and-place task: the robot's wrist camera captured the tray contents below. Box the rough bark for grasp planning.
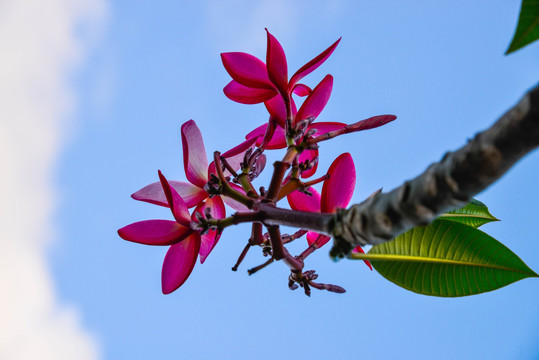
[327,83,539,258]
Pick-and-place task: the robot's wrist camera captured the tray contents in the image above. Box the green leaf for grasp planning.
[438,198,499,228]
[351,220,538,297]
[506,0,539,54]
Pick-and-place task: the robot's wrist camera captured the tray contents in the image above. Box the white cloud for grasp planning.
[0,0,107,359]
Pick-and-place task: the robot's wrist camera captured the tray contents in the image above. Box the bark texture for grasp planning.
[328,83,539,258]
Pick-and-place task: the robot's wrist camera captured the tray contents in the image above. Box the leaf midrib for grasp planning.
[351,253,538,276]
[438,213,494,220]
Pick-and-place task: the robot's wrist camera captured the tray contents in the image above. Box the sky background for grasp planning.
[1,1,538,359]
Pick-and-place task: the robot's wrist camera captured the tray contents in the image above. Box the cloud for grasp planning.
[0,0,107,358]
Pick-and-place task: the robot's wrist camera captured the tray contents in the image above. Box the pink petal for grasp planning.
[223,80,276,104]
[131,180,207,208]
[289,37,341,89]
[287,186,321,213]
[321,153,356,213]
[245,123,266,141]
[265,126,287,149]
[245,123,287,150]
[264,94,297,128]
[298,148,319,179]
[306,232,331,248]
[181,120,209,188]
[158,171,191,226]
[295,74,333,125]
[309,122,346,138]
[353,245,373,270]
[315,235,332,248]
[265,29,288,94]
[306,231,319,246]
[192,197,226,264]
[292,83,312,97]
[161,232,201,294]
[118,220,191,246]
[222,183,250,211]
[220,52,274,89]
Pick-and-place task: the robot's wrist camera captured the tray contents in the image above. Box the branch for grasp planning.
[255,84,539,257]
[329,83,539,257]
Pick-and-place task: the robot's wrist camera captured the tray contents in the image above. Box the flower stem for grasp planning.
[213,151,254,207]
[231,243,251,271]
[248,258,274,275]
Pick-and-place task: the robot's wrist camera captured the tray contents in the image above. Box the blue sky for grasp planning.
[2,1,538,359]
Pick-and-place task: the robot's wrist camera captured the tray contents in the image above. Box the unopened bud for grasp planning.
[305,128,317,138]
[249,154,266,180]
[326,284,346,294]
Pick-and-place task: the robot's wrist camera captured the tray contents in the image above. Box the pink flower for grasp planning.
[221,29,340,127]
[130,120,256,263]
[118,171,201,294]
[287,153,372,270]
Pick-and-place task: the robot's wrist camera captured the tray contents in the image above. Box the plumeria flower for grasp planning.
[118,171,201,294]
[221,29,340,127]
[130,120,256,263]
[243,68,337,179]
[287,153,372,270]
[222,31,396,178]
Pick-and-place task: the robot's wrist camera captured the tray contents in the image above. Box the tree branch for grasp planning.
[328,83,539,258]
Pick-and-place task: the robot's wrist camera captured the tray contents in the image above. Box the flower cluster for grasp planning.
[119,30,395,295]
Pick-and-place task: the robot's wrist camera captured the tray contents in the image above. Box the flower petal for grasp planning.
[131,180,207,208]
[158,171,191,226]
[298,148,319,179]
[161,232,201,294]
[352,246,373,270]
[321,153,356,213]
[223,80,276,104]
[306,232,331,248]
[118,220,191,246]
[306,231,319,246]
[289,37,341,88]
[245,123,287,149]
[220,52,274,89]
[287,186,321,213]
[292,83,312,97]
[295,74,333,125]
[264,94,297,128]
[265,29,288,94]
[181,120,209,188]
[315,235,332,248]
[194,196,226,264]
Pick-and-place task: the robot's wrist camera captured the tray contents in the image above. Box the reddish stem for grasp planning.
[265,161,291,202]
[231,243,251,271]
[249,222,264,246]
[219,156,239,178]
[248,258,274,275]
[266,225,285,260]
